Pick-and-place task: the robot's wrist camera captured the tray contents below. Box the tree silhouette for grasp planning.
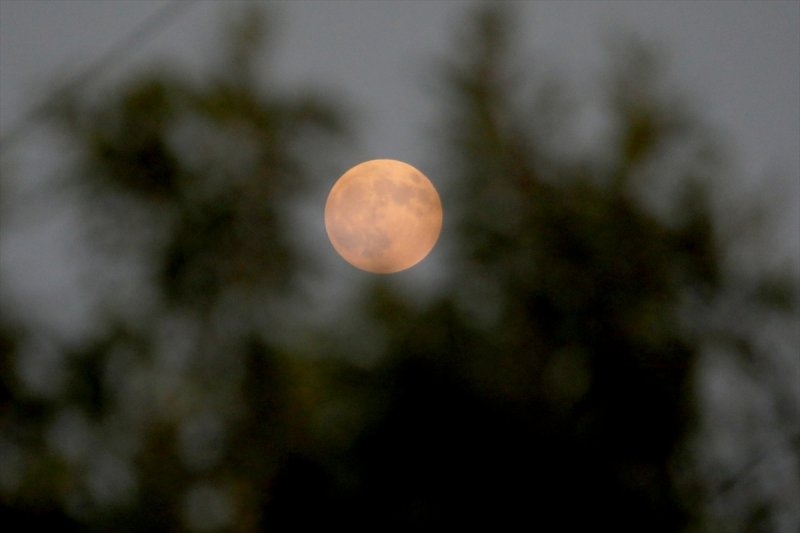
[327,7,709,531]
[2,7,348,531]
[1,4,796,532]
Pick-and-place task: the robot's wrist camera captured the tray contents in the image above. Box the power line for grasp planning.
[0,0,198,155]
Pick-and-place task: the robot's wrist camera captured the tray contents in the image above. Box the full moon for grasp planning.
[324,159,443,274]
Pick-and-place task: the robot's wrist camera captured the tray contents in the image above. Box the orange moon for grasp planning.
[324,159,443,274]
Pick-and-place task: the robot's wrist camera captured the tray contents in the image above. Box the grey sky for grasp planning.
[1,0,798,334]
[2,1,798,173]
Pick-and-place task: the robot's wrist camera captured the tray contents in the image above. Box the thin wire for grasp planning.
[0,0,198,155]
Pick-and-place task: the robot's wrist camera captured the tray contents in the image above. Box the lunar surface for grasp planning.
[324,159,443,274]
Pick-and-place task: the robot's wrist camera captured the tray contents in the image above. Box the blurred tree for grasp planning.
[1,6,350,532]
[326,7,702,530]
[1,3,797,533]
[320,5,798,532]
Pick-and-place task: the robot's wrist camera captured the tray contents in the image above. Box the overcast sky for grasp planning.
[1,0,798,334]
[2,1,798,172]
